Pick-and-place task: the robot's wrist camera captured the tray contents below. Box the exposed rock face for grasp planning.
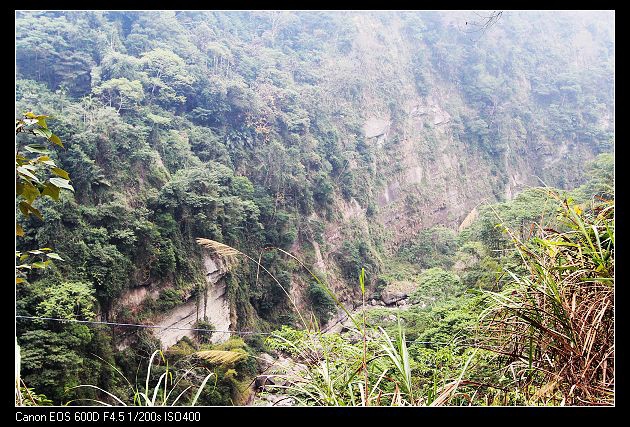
[364,117,391,138]
[152,253,232,348]
[108,285,160,320]
[458,206,479,232]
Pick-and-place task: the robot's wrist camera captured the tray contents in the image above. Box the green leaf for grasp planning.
[28,203,44,220]
[24,112,37,119]
[37,117,48,129]
[18,201,29,216]
[19,254,29,262]
[359,267,365,296]
[21,181,40,203]
[24,145,50,154]
[49,177,74,192]
[33,128,53,139]
[16,224,24,237]
[49,134,63,147]
[28,250,44,255]
[51,167,70,180]
[46,253,64,261]
[16,278,26,284]
[31,262,47,269]
[18,201,43,220]
[41,182,60,200]
[16,182,24,196]
[17,166,40,183]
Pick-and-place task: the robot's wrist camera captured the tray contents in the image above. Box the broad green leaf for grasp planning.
[49,177,74,191]
[42,182,60,200]
[21,181,40,203]
[49,134,63,147]
[17,166,40,183]
[40,248,52,251]
[16,224,24,237]
[33,128,52,139]
[16,182,24,196]
[18,201,43,220]
[24,112,37,118]
[31,262,47,269]
[24,145,50,154]
[18,201,29,216]
[46,253,64,261]
[19,254,29,262]
[29,204,43,220]
[51,167,70,180]
[37,117,48,129]
[16,278,26,284]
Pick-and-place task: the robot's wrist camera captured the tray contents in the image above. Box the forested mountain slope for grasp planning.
[15,11,614,405]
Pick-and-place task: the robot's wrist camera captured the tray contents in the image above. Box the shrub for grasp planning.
[409,268,463,306]
[307,282,336,324]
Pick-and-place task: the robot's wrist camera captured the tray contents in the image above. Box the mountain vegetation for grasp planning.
[15,10,613,406]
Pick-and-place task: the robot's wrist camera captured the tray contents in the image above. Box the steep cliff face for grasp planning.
[285,12,612,314]
[152,253,232,347]
[321,14,603,244]
[112,252,232,349]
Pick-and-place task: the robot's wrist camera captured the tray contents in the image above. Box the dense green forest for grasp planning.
[16,10,613,406]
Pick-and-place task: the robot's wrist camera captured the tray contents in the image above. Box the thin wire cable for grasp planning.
[15,315,474,347]
[15,315,272,336]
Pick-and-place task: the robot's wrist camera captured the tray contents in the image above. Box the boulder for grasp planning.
[257,353,276,372]
[381,289,407,305]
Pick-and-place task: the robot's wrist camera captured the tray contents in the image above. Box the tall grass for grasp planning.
[480,192,614,405]
[69,350,215,406]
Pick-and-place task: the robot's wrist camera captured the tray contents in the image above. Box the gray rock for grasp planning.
[258,353,276,372]
[381,289,407,305]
